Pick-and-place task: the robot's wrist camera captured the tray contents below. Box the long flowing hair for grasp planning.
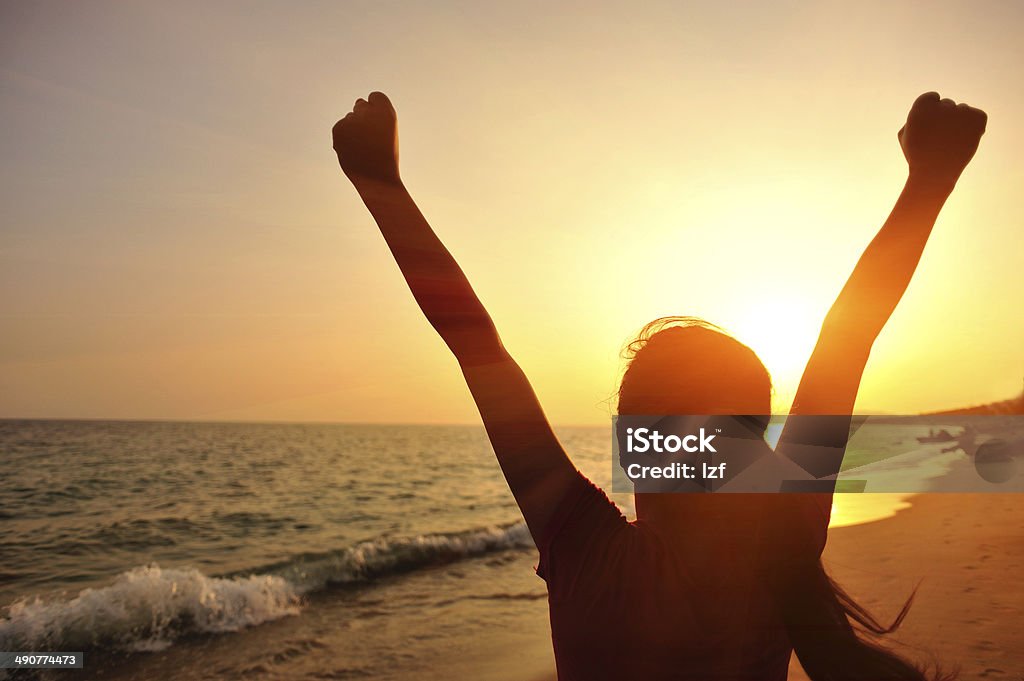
[617,317,954,681]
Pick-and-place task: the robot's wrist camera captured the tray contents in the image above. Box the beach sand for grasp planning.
[525,488,1024,680]
[791,491,1024,679]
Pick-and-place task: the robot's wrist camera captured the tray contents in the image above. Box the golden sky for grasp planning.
[1,1,1022,424]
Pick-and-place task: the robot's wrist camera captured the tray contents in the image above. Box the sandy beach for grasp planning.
[792,492,1023,679]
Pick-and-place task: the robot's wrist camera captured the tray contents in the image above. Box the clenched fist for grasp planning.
[898,92,987,186]
[332,91,400,184]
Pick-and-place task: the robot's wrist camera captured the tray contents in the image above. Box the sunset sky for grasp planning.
[2,1,1022,425]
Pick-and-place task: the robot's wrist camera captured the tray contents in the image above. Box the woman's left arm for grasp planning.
[778,92,987,480]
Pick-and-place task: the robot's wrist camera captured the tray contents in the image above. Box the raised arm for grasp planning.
[332,92,580,541]
[778,92,987,484]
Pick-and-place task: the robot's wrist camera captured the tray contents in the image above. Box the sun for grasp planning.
[728,297,822,406]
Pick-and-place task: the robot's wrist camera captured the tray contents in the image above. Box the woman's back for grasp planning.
[537,477,795,680]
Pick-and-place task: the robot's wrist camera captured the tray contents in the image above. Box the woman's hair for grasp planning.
[618,316,771,419]
[617,317,954,681]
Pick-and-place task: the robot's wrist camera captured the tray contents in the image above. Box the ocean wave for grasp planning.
[260,520,532,594]
[0,565,300,653]
[0,521,533,653]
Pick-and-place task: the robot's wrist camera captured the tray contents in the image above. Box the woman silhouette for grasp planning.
[332,91,985,680]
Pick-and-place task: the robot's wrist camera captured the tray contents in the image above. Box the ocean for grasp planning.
[0,418,979,679]
[0,420,624,680]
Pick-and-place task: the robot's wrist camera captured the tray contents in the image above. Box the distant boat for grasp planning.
[917,429,956,443]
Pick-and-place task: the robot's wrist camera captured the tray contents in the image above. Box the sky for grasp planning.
[1,0,1022,425]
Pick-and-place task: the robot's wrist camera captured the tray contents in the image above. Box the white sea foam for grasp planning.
[0,565,301,652]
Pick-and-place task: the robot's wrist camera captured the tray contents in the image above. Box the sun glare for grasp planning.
[730,297,821,389]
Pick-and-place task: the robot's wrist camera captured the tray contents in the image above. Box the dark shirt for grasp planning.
[537,476,829,680]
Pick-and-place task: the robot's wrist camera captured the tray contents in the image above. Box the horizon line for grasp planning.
[0,408,959,429]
